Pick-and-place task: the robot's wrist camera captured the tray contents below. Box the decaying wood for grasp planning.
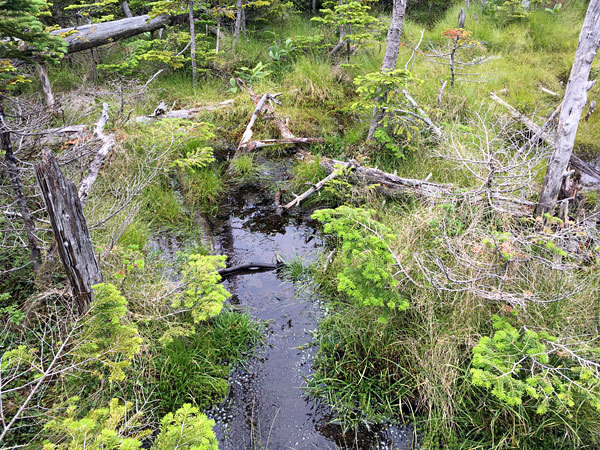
[315,154,453,200]
[236,80,295,139]
[135,99,234,123]
[78,103,116,206]
[242,137,323,152]
[51,14,187,54]
[490,92,600,183]
[35,149,103,313]
[218,261,279,277]
[536,0,600,215]
[237,93,283,153]
[283,170,340,210]
[540,86,559,97]
[36,63,55,109]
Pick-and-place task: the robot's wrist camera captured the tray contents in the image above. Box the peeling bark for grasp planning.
[535,0,600,216]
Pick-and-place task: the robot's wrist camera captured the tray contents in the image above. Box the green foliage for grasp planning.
[161,254,230,344]
[152,403,218,450]
[268,37,295,69]
[312,1,381,50]
[42,397,150,450]
[483,0,531,23]
[155,309,261,412]
[0,0,66,88]
[229,154,258,181]
[0,293,25,324]
[471,315,600,415]
[64,0,120,22]
[43,399,217,450]
[309,307,412,428]
[78,283,143,381]
[235,61,272,85]
[312,206,408,313]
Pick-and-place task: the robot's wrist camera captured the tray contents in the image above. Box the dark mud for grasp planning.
[201,167,416,449]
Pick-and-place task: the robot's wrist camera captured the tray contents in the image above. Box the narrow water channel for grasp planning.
[202,178,416,449]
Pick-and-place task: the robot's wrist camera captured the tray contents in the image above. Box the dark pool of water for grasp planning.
[202,181,416,450]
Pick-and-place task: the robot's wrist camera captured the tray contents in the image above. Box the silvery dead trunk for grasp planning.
[121,1,132,17]
[36,63,55,109]
[367,0,408,141]
[535,0,600,216]
[189,0,197,87]
[234,0,243,48]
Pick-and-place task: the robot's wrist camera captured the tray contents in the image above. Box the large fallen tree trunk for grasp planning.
[51,14,187,54]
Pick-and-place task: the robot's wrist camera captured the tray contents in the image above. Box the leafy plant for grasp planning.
[235,61,272,85]
[268,38,295,68]
[42,397,150,450]
[152,403,218,450]
[471,315,600,415]
[312,206,408,315]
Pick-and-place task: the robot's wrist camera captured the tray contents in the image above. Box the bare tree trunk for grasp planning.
[35,149,102,313]
[216,15,221,53]
[121,1,133,17]
[367,0,408,141]
[35,63,55,110]
[241,6,246,38]
[535,0,600,216]
[189,0,197,88]
[234,0,242,48]
[1,103,42,272]
[313,0,316,14]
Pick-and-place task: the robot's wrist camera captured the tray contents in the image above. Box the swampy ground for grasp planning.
[3,2,600,450]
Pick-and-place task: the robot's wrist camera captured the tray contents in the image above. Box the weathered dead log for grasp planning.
[284,170,339,210]
[218,262,279,277]
[78,103,116,205]
[121,1,133,18]
[135,99,234,123]
[242,137,323,152]
[236,79,295,139]
[236,93,283,154]
[33,125,88,146]
[318,155,453,199]
[51,14,187,54]
[490,92,600,183]
[35,149,103,313]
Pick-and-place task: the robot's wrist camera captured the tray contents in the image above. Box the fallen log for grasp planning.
[243,137,324,152]
[490,91,600,183]
[51,14,187,54]
[318,154,453,199]
[217,262,279,277]
[78,103,116,205]
[236,93,283,154]
[284,170,340,210]
[135,99,234,123]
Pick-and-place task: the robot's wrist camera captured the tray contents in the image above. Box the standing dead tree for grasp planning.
[367,0,408,140]
[535,0,600,216]
[35,149,102,313]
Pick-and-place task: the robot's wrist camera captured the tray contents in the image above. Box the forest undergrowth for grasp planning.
[2,0,600,449]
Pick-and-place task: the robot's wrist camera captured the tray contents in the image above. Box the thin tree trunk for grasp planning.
[35,63,55,109]
[189,0,197,87]
[216,16,221,53]
[1,103,42,272]
[35,149,103,313]
[312,0,316,14]
[234,0,242,48]
[121,1,133,17]
[367,0,408,141]
[241,7,246,38]
[535,0,600,216]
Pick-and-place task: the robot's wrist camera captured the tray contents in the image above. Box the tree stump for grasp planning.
[35,149,102,312]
